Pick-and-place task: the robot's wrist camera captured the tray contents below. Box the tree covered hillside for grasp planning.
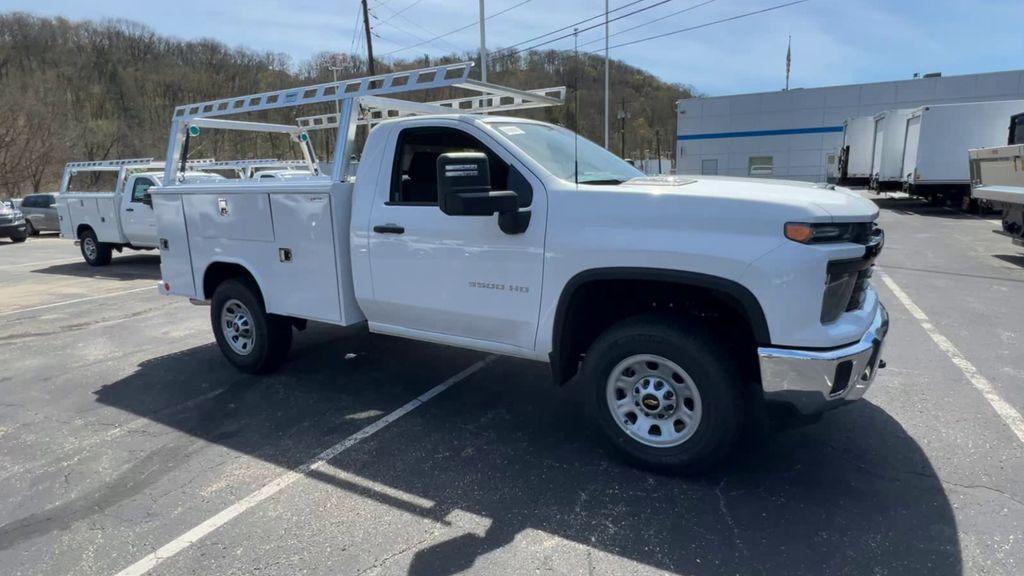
[0,13,694,195]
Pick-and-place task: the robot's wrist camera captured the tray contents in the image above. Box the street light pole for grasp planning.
[479,0,487,83]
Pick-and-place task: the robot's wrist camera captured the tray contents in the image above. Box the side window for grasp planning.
[131,178,155,203]
[389,127,516,206]
[20,196,36,208]
[45,195,56,206]
[748,156,774,176]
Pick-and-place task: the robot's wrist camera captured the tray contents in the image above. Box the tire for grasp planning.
[11,233,27,243]
[582,315,745,474]
[79,229,111,266]
[25,220,38,236]
[211,278,292,374]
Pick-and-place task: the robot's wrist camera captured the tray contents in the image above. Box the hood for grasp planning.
[614,175,878,223]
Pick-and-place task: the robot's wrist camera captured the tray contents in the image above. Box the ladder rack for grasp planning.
[64,157,217,172]
[296,86,566,130]
[163,61,564,184]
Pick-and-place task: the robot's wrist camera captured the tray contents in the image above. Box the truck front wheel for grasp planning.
[211,278,292,374]
[582,315,744,474]
[79,229,111,266]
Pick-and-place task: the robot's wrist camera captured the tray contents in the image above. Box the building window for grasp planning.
[748,156,774,176]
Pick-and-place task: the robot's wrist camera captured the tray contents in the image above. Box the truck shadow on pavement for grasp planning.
[77,329,960,575]
[33,254,161,281]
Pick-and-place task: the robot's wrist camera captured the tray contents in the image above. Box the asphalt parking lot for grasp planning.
[0,200,1022,576]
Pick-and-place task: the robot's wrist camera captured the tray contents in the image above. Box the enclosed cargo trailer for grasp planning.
[869,109,913,191]
[901,100,1024,207]
[838,116,875,185]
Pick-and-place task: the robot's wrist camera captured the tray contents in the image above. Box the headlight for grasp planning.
[785,222,864,244]
[12,210,24,222]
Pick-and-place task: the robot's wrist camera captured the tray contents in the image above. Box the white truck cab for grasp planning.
[57,158,223,265]
[152,63,888,472]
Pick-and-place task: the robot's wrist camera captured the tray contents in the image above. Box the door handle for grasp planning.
[373,224,405,234]
[125,207,134,212]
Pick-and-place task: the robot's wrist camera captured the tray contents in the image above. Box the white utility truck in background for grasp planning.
[970,112,1024,247]
[56,158,227,265]
[838,115,875,185]
[901,100,1024,209]
[869,109,913,191]
[152,63,888,472]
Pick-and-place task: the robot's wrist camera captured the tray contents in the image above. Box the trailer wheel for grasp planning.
[582,315,744,474]
[211,278,292,374]
[79,229,111,266]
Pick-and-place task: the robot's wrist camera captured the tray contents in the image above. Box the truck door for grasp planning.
[366,123,546,351]
[121,175,158,247]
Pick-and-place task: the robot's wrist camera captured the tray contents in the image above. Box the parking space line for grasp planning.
[0,285,156,317]
[0,256,82,271]
[113,355,497,576]
[879,269,1024,445]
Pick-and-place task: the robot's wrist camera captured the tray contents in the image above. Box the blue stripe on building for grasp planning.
[676,126,844,141]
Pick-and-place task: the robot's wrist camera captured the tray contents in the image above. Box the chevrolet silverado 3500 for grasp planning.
[152,63,888,471]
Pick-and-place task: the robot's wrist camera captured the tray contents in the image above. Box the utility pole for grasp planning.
[618,96,629,158]
[603,0,609,149]
[655,129,662,174]
[479,0,487,83]
[361,0,375,76]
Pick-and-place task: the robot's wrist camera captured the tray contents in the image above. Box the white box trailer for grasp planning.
[869,109,914,191]
[901,100,1024,207]
[839,116,876,184]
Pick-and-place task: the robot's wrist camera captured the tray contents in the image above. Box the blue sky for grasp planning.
[5,0,1024,95]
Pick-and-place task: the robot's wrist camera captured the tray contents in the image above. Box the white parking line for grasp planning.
[879,269,1024,445]
[0,256,82,271]
[113,355,497,576]
[0,285,156,318]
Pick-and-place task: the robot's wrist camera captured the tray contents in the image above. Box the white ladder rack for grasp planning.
[163,61,564,184]
[296,86,566,130]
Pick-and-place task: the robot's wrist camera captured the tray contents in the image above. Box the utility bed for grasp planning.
[970,144,1024,245]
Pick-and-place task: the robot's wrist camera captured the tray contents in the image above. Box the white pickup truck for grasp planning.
[153,63,888,471]
[56,158,229,265]
[57,158,319,265]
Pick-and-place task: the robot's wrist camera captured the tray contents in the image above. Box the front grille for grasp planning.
[0,214,14,224]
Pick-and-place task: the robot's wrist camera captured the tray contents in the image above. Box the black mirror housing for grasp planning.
[437,152,517,216]
[142,192,153,207]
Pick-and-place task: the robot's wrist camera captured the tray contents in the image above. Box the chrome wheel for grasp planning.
[82,237,97,261]
[605,354,703,448]
[221,299,255,356]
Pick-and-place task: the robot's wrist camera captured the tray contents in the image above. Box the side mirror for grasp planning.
[437,152,518,216]
[142,192,153,207]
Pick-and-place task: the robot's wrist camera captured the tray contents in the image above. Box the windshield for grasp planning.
[491,122,643,184]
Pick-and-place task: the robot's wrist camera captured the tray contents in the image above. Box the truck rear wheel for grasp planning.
[211,278,292,374]
[582,315,744,474]
[79,229,111,266]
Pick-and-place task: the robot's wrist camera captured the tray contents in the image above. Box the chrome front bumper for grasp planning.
[757,303,889,415]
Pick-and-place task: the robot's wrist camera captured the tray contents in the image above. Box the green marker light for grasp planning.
[188,125,201,137]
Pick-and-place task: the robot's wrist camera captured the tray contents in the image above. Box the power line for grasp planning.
[578,0,719,48]
[499,0,648,52]
[371,2,464,54]
[490,0,679,61]
[372,0,426,26]
[380,0,534,57]
[593,0,808,51]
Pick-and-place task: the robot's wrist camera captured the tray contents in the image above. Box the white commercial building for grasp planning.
[676,69,1024,182]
